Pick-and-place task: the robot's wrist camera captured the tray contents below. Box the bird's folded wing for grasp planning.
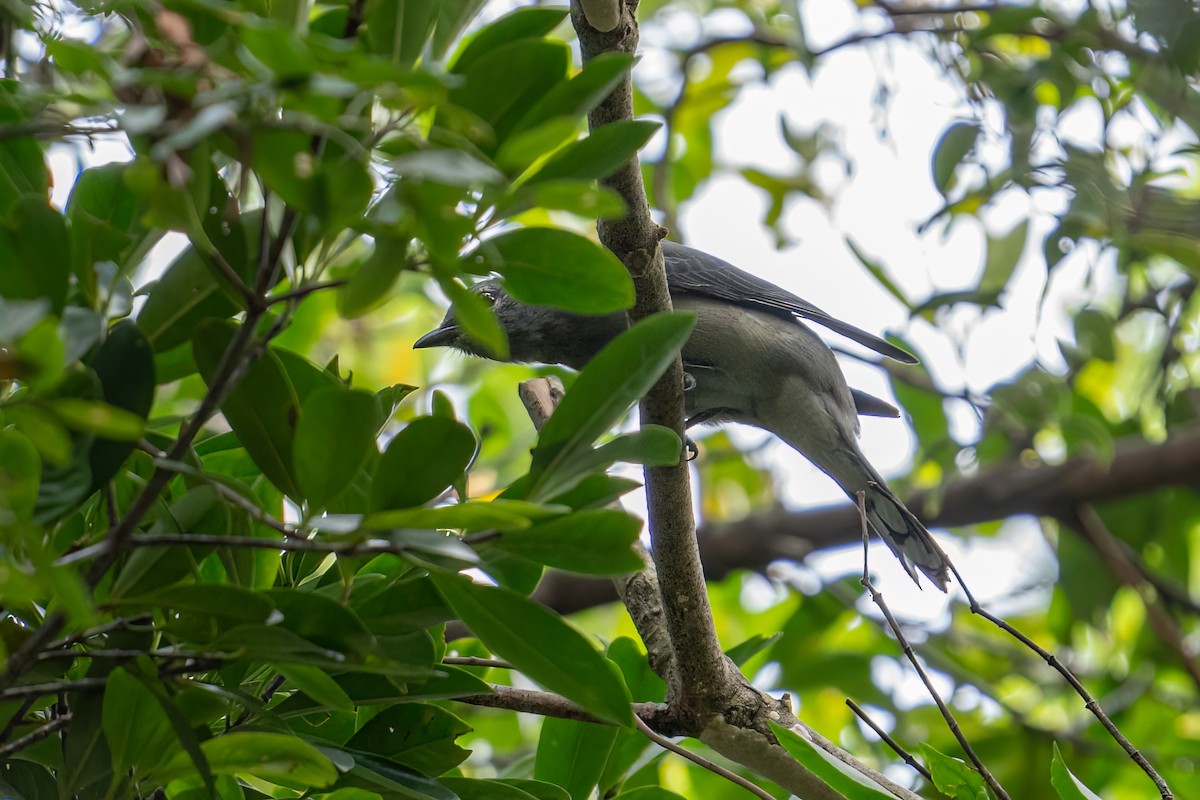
[662,242,918,365]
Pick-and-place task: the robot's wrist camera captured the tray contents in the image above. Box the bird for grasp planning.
[415,241,951,590]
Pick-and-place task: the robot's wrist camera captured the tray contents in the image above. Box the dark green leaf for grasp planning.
[279,664,355,712]
[725,633,782,667]
[347,703,472,775]
[338,235,411,319]
[295,386,380,510]
[87,320,156,490]
[475,227,633,314]
[47,399,145,441]
[138,247,241,352]
[441,778,540,800]
[369,416,476,511]
[0,197,70,314]
[103,667,175,779]
[430,572,633,725]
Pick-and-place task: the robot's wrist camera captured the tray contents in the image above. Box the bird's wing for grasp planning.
[662,241,918,364]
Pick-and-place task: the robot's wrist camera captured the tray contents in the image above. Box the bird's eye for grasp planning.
[479,287,498,307]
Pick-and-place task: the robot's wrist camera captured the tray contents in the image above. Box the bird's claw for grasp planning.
[684,436,699,462]
[682,371,696,392]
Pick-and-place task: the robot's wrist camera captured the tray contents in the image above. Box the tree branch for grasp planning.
[571,0,732,724]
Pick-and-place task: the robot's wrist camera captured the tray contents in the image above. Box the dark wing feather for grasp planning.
[662,241,918,364]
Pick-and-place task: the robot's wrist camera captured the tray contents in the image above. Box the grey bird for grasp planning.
[415,241,951,590]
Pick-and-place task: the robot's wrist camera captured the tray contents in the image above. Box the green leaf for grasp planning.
[491,509,644,575]
[138,246,241,352]
[66,163,155,283]
[0,428,40,521]
[527,121,660,185]
[364,0,438,68]
[370,416,476,511]
[194,319,302,499]
[295,386,380,510]
[534,717,619,800]
[338,235,411,319]
[496,180,626,220]
[451,6,568,73]
[449,39,571,153]
[612,790,688,800]
[514,53,636,136]
[918,744,988,800]
[47,399,145,441]
[845,238,912,311]
[156,732,337,788]
[1050,743,1104,800]
[0,84,48,217]
[391,149,505,186]
[430,572,633,725]
[725,633,782,667]
[102,668,185,780]
[364,500,546,532]
[87,320,156,490]
[979,220,1028,296]
[0,197,70,314]
[437,275,509,359]
[441,778,540,800]
[279,664,355,712]
[931,122,979,195]
[524,312,694,501]
[771,722,901,799]
[536,426,680,499]
[346,704,472,775]
[475,227,633,314]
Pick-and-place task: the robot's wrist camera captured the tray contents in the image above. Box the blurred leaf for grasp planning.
[979,220,1028,296]
[475,227,633,314]
[279,664,355,712]
[369,416,476,511]
[0,197,70,313]
[47,399,145,441]
[514,52,635,135]
[845,238,912,311]
[725,633,782,667]
[0,427,39,521]
[338,235,411,319]
[931,122,979,195]
[431,572,633,725]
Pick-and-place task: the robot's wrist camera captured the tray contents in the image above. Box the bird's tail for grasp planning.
[859,470,951,592]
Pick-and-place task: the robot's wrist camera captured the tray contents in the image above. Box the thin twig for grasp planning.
[442,656,514,670]
[0,715,72,758]
[455,684,671,730]
[856,492,1012,800]
[634,716,775,800]
[0,696,37,745]
[266,279,348,306]
[947,558,1175,799]
[43,614,154,652]
[845,698,932,781]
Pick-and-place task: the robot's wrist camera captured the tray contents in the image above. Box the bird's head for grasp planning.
[414,280,620,369]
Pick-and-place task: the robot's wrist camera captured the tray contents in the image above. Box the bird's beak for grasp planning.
[413,325,458,349]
